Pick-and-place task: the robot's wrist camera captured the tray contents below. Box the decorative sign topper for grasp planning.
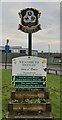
[18,8,41,33]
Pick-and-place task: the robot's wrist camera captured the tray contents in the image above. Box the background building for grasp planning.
[0,46,62,64]
[0,46,38,63]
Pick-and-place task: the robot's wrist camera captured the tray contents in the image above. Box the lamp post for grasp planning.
[48,44,50,53]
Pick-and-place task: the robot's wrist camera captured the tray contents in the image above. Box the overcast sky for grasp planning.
[0,2,60,52]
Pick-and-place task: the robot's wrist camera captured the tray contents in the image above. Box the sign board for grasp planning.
[18,8,41,33]
[5,45,10,53]
[12,56,47,88]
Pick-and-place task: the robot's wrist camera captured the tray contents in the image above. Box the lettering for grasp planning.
[18,24,41,33]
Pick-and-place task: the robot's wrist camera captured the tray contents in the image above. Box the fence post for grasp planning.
[56,70,57,75]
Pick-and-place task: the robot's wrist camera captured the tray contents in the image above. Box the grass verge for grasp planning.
[1,69,61,119]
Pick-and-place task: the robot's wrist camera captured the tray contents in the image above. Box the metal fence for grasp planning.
[0,63,62,75]
[47,68,62,75]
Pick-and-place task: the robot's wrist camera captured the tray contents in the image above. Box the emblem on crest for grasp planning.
[18,8,41,33]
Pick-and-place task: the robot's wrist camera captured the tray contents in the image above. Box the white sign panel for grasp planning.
[12,56,47,76]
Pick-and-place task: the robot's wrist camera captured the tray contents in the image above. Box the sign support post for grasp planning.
[5,39,10,69]
[5,53,7,69]
[28,33,32,56]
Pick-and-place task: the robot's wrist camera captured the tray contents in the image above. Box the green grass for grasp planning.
[2,69,11,118]
[0,69,2,120]
[47,62,62,65]
[1,69,61,119]
[47,74,60,118]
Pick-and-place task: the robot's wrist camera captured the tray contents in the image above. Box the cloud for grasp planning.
[1,0,61,2]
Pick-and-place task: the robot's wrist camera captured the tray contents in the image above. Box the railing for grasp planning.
[0,63,62,75]
[47,68,62,75]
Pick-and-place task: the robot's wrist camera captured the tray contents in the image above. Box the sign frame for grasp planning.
[12,56,47,88]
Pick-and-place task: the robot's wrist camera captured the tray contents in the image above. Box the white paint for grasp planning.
[11,49,20,53]
[12,56,47,76]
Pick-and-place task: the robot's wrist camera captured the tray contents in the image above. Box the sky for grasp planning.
[0,1,61,52]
